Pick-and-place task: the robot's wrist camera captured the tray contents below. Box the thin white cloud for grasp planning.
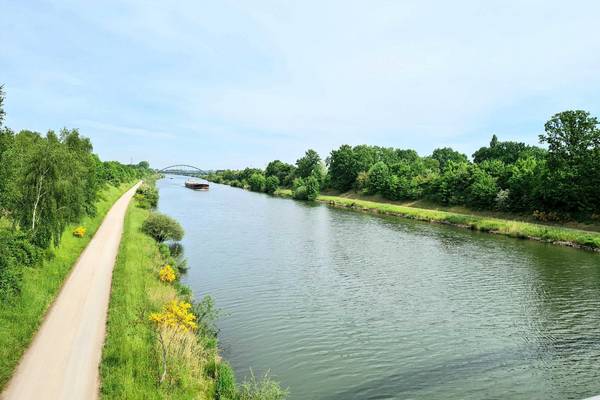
[73,120,175,139]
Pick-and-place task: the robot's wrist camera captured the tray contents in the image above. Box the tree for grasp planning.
[466,166,498,209]
[431,147,468,171]
[304,174,320,201]
[264,176,279,194]
[539,110,600,213]
[328,145,359,191]
[473,135,544,164]
[265,160,295,187]
[0,85,5,127]
[142,213,184,242]
[507,156,546,211]
[248,173,266,192]
[428,161,472,205]
[295,149,321,178]
[365,161,389,194]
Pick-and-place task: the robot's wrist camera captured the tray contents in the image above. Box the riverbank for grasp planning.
[272,188,600,251]
[0,181,137,389]
[100,191,215,398]
[101,179,287,399]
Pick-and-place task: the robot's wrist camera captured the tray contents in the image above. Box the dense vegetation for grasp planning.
[207,110,600,222]
[0,183,133,388]
[0,86,149,301]
[101,179,287,399]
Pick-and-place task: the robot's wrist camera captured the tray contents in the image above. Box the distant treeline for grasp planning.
[0,85,150,300]
[207,110,600,219]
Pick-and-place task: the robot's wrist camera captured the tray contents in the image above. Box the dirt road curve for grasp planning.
[2,182,141,400]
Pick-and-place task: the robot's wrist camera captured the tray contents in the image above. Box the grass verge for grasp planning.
[274,188,600,251]
[0,181,136,388]
[319,195,600,251]
[100,198,213,399]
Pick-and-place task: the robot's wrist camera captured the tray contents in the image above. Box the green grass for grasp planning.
[100,200,212,399]
[317,195,600,250]
[0,182,136,388]
[273,188,600,250]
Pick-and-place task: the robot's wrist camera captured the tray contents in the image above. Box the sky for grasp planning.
[1,0,600,170]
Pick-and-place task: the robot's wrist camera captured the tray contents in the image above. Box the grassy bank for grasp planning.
[100,196,214,399]
[273,188,600,251]
[0,181,136,388]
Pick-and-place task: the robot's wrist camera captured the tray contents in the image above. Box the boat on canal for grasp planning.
[185,179,209,190]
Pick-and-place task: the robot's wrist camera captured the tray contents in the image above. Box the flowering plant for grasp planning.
[72,226,86,238]
[158,264,176,283]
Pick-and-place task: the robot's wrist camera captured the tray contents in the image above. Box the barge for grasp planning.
[185,180,209,190]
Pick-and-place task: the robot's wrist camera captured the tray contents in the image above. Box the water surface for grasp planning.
[158,175,600,400]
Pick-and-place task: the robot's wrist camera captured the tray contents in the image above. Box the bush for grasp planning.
[215,362,237,400]
[248,173,266,192]
[292,185,308,200]
[0,230,42,300]
[366,161,389,194]
[238,372,288,400]
[135,183,159,209]
[158,265,176,283]
[264,176,279,194]
[304,175,320,201]
[141,213,184,242]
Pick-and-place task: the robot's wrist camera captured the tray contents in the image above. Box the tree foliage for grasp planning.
[206,109,600,219]
[248,173,266,192]
[0,88,150,301]
[295,149,321,178]
[142,213,184,243]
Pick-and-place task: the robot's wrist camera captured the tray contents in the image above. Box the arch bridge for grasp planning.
[158,164,208,175]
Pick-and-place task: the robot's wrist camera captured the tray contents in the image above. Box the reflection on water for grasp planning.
[157,175,600,400]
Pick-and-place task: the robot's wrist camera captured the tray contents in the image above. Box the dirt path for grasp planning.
[2,182,141,400]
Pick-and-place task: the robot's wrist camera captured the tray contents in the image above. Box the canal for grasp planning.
[157,175,600,400]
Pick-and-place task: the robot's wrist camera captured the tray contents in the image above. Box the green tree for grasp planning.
[295,149,321,178]
[248,173,266,192]
[0,85,5,127]
[142,213,184,242]
[305,172,321,201]
[328,145,359,191]
[265,160,295,187]
[539,110,600,213]
[431,147,467,171]
[428,161,472,205]
[365,161,389,194]
[264,175,279,194]
[507,156,546,211]
[466,166,498,209]
[473,135,544,164]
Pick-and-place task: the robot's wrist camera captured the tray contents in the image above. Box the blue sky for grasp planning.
[1,0,599,169]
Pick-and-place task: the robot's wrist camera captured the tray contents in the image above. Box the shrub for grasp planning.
[141,213,184,242]
[238,372,288,400]
[158,265,176,283]
[304,175,320,201]
[366,161,389,194]
[135,183,159,209]
[194,295,220,339]
[292,185,308,200]
[72,226,86,238]
[215,362,237,400]
[533,210,561,222]
[354,171,368,191]
[0,230,42,300]
[148,300,198,383]
[248,173,266,192]
[264,176,279,194]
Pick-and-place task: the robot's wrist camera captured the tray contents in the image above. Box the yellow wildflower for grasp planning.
[149,300,198,332]
[73,226,86,238]
[158,265,176,283]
